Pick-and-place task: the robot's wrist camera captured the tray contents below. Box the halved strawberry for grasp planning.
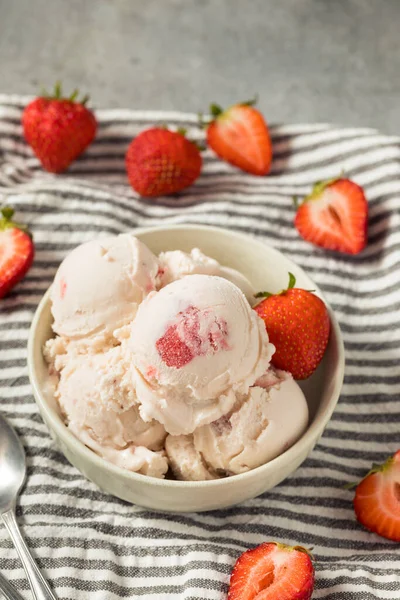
[294,177,368,254]
[0,207,34,298]
[206,99,272,176]
[228,542,314,600]
[352,450,400,541]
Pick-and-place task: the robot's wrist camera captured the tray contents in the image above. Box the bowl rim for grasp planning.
[28,224,345,490]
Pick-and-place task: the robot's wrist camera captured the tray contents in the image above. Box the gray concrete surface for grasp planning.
[1,0,399,134]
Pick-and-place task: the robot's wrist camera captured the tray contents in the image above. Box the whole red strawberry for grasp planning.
[125,128,202,197]
[350,450,400,541]
[294,177,368,254]
[254,273,330,379]
[228,542,314,600]
[206,98,272,176]
[0,207,34,298]
[22,82,97,173]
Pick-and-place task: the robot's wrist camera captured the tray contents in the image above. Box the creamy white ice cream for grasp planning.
[165,434,218,481]
[158,248,255,303]
[194,378,308,475]
[128,274,274,435]
[56,347,167,478]
[51,233,160,347]
[166,376,308,480]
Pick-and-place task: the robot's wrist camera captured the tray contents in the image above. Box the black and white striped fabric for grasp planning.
[0,94,399,599]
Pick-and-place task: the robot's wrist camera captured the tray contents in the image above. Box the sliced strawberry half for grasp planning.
[228,542,314,600]
[294,177,368,254]
[353,450,400,541]
[206,99,272,176]
[0,207,34,299]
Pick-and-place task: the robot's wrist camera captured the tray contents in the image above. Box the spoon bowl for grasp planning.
[0,416,26,512]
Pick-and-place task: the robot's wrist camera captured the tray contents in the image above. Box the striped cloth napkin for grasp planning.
[0,94,399,600]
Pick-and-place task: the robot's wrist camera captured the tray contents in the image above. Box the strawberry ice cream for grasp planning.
[158,248,256,303]
[165,374,308,480]
[50,233,160,348]
[194,378,308,476]
[44,234,311,481]
[128,274,274,435]
[57,347,168,477]
[165,434,218,481]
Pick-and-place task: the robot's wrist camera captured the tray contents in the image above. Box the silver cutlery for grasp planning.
[0,571,25,600]
[0,414,57,600]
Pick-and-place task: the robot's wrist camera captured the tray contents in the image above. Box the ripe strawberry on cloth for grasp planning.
[22,83,97,173]
[348,450,400,542]
[294,177,368,254]
[125,127,202,197]
[228,542,314,600]
[205,98,273,175]
[0,207,34,299]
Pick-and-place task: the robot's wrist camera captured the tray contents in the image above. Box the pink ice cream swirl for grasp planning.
[155,305,230,368]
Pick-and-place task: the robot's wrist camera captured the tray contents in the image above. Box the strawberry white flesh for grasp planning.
[228,542,314,600]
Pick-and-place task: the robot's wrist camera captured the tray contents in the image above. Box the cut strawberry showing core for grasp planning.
[228,542,314,600]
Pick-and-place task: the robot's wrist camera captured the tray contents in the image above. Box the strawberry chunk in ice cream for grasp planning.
[156,305,229,368]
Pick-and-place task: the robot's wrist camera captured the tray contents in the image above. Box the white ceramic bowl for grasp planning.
[28,225,345,513]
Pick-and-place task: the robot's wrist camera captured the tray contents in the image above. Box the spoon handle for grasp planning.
[0,571,26,600]
[1,509,57,600]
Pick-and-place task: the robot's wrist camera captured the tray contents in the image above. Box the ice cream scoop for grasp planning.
[165,434,218,481]
[129,274,274,435]
[194,378,309,476]
[158,248,255,303]
[158,248,221,286]
[57,347,167,477]
[165,374,308,481]
[51,233,160,345]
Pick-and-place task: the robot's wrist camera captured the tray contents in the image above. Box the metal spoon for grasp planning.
[0,571,25,600]
[0,414,57,600]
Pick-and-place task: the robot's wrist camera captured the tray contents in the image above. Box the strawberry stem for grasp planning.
[210,103,223,118]
[344,455,395,491]
[69,89,79,102]
[275,542,314,559]
[254,273,296,298]
[241,94,258,107]
[1,206,14,220]
[209,96,258,120]
[300,174,343,206]
[40,82,90,105]
[54,81,62,99]
[343,481,358,490]
[0,206,30,235]
[254,272,297,300]
[287,272,296,289]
